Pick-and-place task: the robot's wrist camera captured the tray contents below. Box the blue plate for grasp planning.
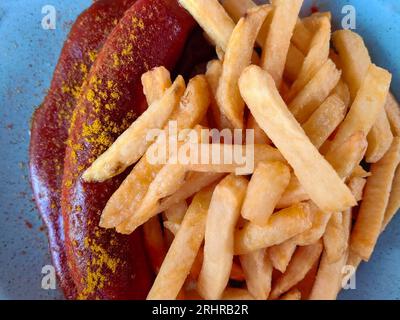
[0,0,399,299]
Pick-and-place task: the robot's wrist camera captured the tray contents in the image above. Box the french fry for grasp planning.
[234,203,313,255]
[205,60,232,130]
[147,186,214,300]
[277,133,367,208]
[118,125,208,233]
[308,249,348,300]
[276,175,309,209]
[99,65,177,227]
[342,208,352,240]
[302,94,347,149]
[82,76,185,182]
[168,76,211,126]
[164,200,188,224]
[239,65,356,213]
[239,249,273,300]
[219,0,304,85]
[280,288,301,300]
[268,238,297,273]
[332,30,371,101]
[327,64,392,153]
[284,44,305,83]
[143,216,167,274]
[292,203,332,246]
[158,172,225,213]
[246,114,271,144]
[184,144,285,175]
[141,66,172,105]
[323,212,347,263]
[351,138,400,260]
[385,93,400,136]
[289,59,341,124]
[220,0,256,23]
[260,0,303,88]
[220,0,271,48]
[198,174,248,300]
[117,160,187,234]
[178,0,235,52]
[333,80,351,109]
[291,20,312,54]
[348,177,366,202]
[241,161,290,225]
[382,166,400,230]
[189,249,246,282]
[312,210,351,300]
[303,12,332,30]
[100,156,162,228]
[332,29,393,163]
[324,131,368,180]
[310,210,351,300]
[286,16,331,102]
[217,5,270,129]
[366,110,394,163]
[270,241,323,299]
[222,288,255,300]
[100,76,210,228]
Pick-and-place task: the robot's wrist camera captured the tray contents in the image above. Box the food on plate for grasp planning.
[239,65,356,213]
[285,16,331,102]
[29,0,400,300]
[178,0,235,51]
[29,0,139,299]
[147,186,213,300]
[82,76,186,182]
[235,203,313,255]
[239,249,273,300]
[270,241,323,299]
[383,166,400,230]
[216,4,270,128]
[350,138,400,261]
[302,94,347,149]
[61,0,199,299]
[241,161,291,225]
[268,238,297,273]
[260,0,302,88]
[289,59,342,124]
[326,64,392,154]
[198,174,248,300]
[100,75,210,229]
[323,212,347,264]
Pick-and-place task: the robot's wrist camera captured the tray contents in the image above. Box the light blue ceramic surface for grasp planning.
[0,0,399,300]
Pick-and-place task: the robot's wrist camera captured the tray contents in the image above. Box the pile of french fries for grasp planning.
[83,0,400,300]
